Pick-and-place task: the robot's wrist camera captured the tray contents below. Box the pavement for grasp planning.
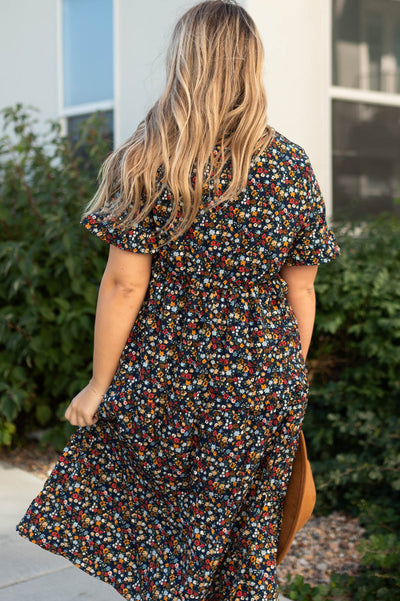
[0,460,291,601]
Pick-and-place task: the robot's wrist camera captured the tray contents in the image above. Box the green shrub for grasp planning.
[305,215,400,514]
[282,215,400,601]
[0,104,109,447]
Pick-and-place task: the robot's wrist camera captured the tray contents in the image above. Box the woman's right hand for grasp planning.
[64,381,104,427]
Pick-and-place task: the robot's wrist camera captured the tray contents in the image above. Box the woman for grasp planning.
[17,1,340,600]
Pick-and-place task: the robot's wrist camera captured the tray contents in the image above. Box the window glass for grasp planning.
[332,0,362,88]
[365,12,383,91]
[68,110,114,178]
[395,20,400,92]
[332,100,400,219]
[67,110,113,148]
[63,0,113,107]
[332,0,400,93]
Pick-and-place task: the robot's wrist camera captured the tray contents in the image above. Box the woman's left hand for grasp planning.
[64,382,104,427]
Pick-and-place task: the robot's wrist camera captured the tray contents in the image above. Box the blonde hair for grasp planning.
[84,0,274,248]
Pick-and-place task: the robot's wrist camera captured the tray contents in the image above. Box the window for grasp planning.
[332,0,400,93]
[61,0,114,149]
[332,100,400,219]
[331,0,400,219]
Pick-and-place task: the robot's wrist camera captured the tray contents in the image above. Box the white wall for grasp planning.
[0,0,59,126]
[246,0,332,214]
[115,0,194,145]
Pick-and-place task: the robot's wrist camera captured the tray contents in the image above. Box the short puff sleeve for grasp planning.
[285,158,340,266]
[80,195,159,254]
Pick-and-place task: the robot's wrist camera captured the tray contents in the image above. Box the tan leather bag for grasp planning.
[277,430,316,565]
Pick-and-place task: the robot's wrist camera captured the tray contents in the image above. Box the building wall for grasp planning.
[0,0,59,127]
[116,0,192,146]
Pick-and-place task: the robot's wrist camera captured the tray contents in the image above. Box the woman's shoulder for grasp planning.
[257,129,312,170]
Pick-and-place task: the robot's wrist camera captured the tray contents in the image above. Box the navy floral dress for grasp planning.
[16,131,340,601]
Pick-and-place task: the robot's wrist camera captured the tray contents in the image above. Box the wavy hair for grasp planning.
[84,0,274,247]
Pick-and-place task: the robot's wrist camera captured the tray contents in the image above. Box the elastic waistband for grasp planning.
[153,270,288,297]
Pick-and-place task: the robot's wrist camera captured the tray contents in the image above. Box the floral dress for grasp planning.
[16,131,340,601]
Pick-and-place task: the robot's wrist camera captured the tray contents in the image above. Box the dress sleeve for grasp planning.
[285,158,341,266]
[80,194,159,254]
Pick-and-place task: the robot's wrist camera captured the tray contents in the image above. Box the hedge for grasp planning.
[0,104,109,447]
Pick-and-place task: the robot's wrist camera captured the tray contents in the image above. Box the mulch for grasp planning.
[277,511,364,587]
[0,442,61,480]
[0,442,364,588]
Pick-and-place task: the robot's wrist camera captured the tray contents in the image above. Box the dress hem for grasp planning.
[15,525,139,601]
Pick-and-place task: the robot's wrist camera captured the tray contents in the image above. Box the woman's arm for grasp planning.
[65,245,153,427]
[279,264,318,360]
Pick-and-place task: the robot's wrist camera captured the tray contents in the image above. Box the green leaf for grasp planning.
[0,394,20,421]
[35,404,52,425]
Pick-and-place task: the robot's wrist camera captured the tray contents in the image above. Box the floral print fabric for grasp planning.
[16,131,340,601]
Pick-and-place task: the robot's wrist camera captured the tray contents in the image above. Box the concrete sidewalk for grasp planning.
[0,460,291,600]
